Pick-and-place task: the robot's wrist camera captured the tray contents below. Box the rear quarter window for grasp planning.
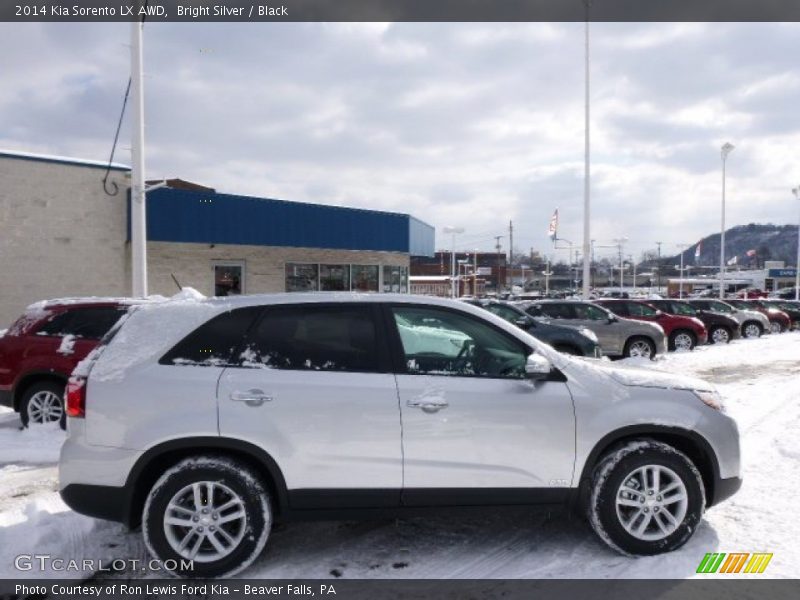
[160,307,263,366]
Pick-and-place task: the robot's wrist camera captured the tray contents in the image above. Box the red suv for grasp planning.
[0,300,131,428]
[594,299,708,351]
[726,299,792,333]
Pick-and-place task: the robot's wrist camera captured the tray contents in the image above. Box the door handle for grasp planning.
[407,399,448,413]
[230,389,273,407]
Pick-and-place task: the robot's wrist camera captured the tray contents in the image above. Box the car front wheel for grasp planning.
[669,330,696,352]
[587,440,705,556]
[742,322,762,338]
[708,325,731,344]
[624,337,656,359]
[20,381,66,429]
[143,456,271,578]
[769,321,783,334]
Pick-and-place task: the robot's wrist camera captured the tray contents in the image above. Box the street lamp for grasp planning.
[612,237,628,295]
[719,142,735,299]
[442,226,464,298]
[793,187,800,301]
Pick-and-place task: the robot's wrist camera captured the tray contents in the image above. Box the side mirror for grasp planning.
[515,317,534,328]
[607,315,618,323]
[525,353,552,380]
[654,310,663,316]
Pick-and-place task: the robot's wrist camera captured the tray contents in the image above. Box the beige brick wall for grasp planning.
[147,242,409,297]
[0,156,130,327]
[0,155,410,327]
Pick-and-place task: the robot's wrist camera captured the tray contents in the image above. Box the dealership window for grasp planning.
[213,262,244,296]
[351,265,379,292]
[320,264,351,291]
[382,266,409,293]
[285,263,319,292]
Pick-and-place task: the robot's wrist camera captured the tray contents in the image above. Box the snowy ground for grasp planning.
[0,333,798,580]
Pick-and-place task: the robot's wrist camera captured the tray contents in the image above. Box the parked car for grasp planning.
[594,299,708,351]
[734,288,768,299]
[0,299,134,428]
[473,300,602,357]
[726,300,792,333]
[761,299,800,330]
[725,299,791,334]
[60,293,741,577]
[646,299,741,345]
[686,299,770,339]
[769,287,800,300]
[522,300,667,359]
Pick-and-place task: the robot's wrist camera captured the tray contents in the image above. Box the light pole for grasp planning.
[612,237,628,295]
[677,243,688,299]
[719,142,735,299]
[794,187,800,301]
[581,0,592,300]
[543,257,552,296]
[443,226,464,298]
[130,17,148,297]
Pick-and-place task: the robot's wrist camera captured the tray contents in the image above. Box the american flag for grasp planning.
[548,209,558,241]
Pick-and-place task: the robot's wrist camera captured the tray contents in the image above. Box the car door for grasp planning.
[387,304,575,505]
[217,303,403,509]
[571,303,623,356]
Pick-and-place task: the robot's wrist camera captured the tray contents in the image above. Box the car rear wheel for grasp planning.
[742,322,762,338]
[623,337,656,359]
[708,325,731,344]
[669,330,696,352]
[19,381,66,430]
[143,456,271,578]
[587,440,705,555]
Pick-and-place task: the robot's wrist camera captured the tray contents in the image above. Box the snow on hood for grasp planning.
[563,355,715,393]
[598,361,715,392]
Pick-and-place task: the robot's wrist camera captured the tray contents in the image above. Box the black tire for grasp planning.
[742,321,762,339]
[708,325,731,344]
[623,337,656,360]
[19,381,66,430]
[143,456,271,578]
[587,440,705,556]
[668,330,696,352]
[769,321,784,334]
[553,344,582,356]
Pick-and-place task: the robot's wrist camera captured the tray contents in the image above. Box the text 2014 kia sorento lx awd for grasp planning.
[59,293,741,577]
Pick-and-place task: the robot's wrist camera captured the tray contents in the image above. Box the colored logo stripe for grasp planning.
[697,552,773,574]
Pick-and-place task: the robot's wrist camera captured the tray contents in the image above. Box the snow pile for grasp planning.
[0,421,65,464]
[56,334,76,356]
[0,328,6,338]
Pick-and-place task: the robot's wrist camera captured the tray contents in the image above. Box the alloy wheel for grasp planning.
[26,391,63,424]
[743,323,761,338]
[163,481,247,562]
[711,328,730,344]
[673,333,693,351]
[628,341,653,358]
[615,465,688,541]
[770,322,782,334]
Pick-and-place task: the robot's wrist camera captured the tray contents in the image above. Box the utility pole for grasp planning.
[508,220,514,290]
[130,14,148,297]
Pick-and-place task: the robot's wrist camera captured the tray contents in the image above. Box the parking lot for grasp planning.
[1,330,797,579]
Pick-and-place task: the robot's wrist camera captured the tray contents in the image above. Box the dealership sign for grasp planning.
[768,268,797,278]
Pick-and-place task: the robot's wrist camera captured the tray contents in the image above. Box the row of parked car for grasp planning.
[0,294,798,429]
[463,296,800,361]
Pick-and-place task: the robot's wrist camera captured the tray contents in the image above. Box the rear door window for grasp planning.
[67,307,128,339]
[538,303,575,319]
[573,304,609,320]
[240,304,381,373]
[626,302,658,317]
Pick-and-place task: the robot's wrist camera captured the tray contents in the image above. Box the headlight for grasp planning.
[695,390,725,412]
[580,327,599,343]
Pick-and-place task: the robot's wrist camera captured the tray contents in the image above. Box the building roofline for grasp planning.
[0,149,130,171]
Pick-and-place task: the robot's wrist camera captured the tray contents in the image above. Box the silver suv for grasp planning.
[523,300,667,359]
[60,293,740,577]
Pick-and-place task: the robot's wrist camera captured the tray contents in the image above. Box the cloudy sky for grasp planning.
[2,22,800,262]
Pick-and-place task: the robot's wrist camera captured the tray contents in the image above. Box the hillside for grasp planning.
[670,223,798,268]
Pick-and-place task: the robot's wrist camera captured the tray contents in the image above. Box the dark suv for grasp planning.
[0,299,131,428]
[647,299,741,345]
[473,301,602,357]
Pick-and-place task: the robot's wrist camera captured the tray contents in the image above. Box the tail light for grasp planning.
[66,376,86,418]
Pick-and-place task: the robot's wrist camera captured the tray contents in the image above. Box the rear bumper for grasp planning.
[60,484,131,525]
[711,476,742,507]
